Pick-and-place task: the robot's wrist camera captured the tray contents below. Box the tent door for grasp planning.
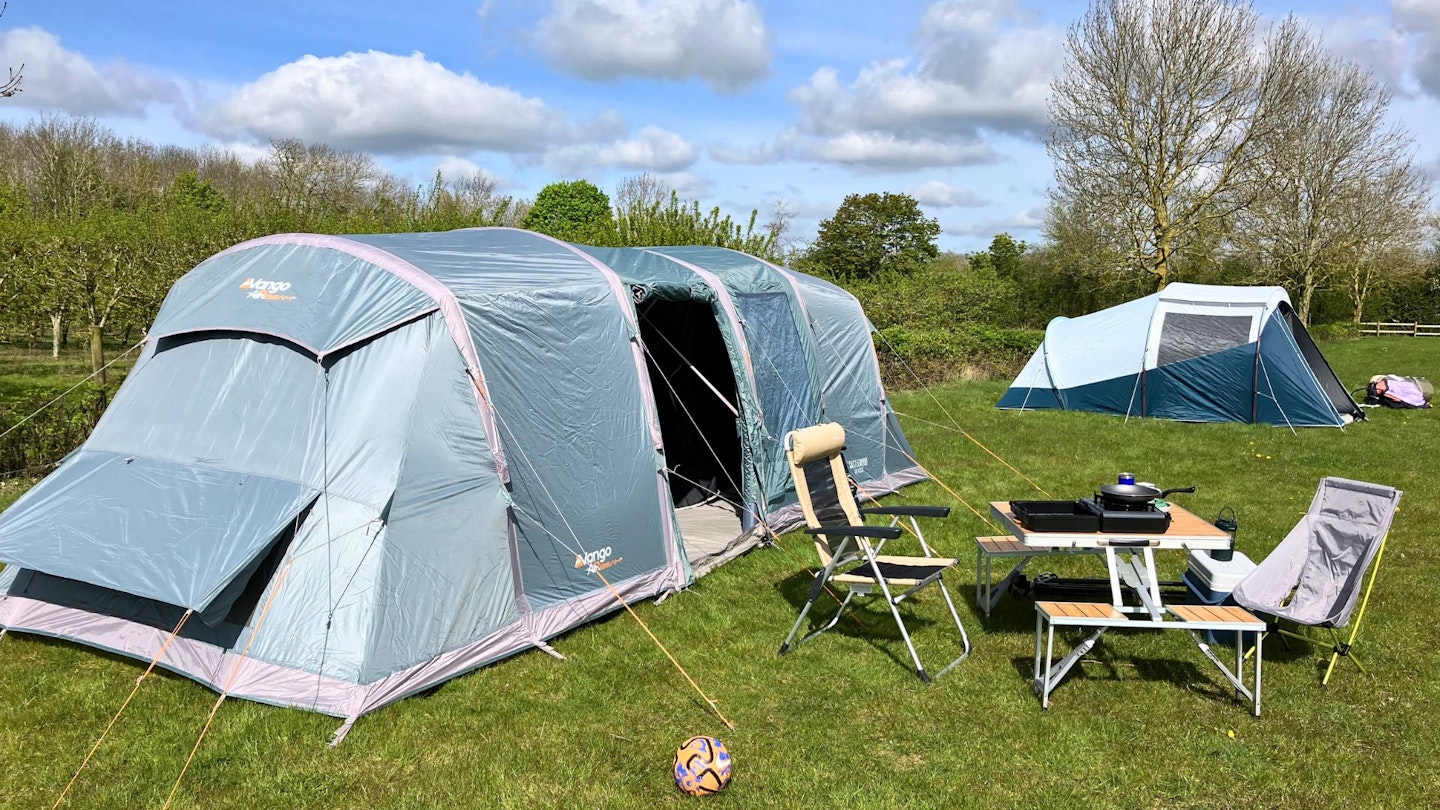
[636,299,744,509]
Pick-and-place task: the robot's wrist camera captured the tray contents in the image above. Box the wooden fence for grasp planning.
[1359,322,1440,337]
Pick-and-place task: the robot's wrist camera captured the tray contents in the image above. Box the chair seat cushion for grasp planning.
[837,557,954,586]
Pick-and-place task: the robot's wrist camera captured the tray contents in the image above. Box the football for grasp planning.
[673,735,732,796]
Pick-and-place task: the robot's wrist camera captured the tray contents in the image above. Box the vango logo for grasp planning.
[239,277,296,301]
[573,546,622,574]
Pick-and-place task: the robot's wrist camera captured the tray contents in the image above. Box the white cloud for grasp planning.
[432,155,498,182]
[711,130,997,170]
[712,1,1059,170]
[536,0,771,92]
[1394,0,1440,32]
[0,27,179,116]
[944,205,1045,238]
[907,180,988,208]
[789,1,1061,143]
[202,50,569,155]
[652,170,714,200]
[544,125,699,173]
[800,131,997,169]
[1304,12,1409,93]
[210,140,272,166]
[1420,154,1440,181]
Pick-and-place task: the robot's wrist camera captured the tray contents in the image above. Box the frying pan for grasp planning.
[1096,483,1196,507]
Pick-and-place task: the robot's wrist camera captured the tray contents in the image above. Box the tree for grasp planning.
[521,179,617,245]
[1047,0,1307,289]
[2,3,23,99]
[413,170,526,232]
[1231,35,1430,323]
[808,192,940,281]
[968,233,1027,279]
[612,173,780,258]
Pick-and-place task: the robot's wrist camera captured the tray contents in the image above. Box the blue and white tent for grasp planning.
[997,283,1362,427]
[0,228,921,723]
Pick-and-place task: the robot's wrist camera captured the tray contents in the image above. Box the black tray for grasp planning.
[1009,500,1101,533]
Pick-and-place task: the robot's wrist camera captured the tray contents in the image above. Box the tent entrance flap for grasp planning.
[637,299,742,508]
[0,451,319,611]
[1279,305,1363,420]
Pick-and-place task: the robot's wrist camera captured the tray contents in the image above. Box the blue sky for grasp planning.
[3,0,1440,251]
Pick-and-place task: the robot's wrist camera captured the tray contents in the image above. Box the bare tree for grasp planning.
[1231,29,1430,323]
[1,3,23,99]
[1046,0,1307,289]
[613,173,670,218]
[1338,190,1431,324]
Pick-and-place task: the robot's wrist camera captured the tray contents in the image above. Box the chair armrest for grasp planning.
[804,525,903,540]
[859,505,951,519]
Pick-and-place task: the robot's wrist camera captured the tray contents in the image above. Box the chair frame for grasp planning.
[1233,477,1400,686]
[776,424,970,683]
[1247,529,1392,685]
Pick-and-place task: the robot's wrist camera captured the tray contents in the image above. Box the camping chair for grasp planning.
[1231,477,1402,685]
[777,423,971,682]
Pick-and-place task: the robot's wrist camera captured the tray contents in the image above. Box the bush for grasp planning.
[874,324,1043,389]
[1307,321,1361,342]
[836,255,1022,330]
[0,386,108,479]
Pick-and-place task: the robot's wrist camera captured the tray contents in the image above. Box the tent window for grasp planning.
[1157,312,1252,366]
[637,299,743,507]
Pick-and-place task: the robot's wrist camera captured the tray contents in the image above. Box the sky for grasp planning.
[2,0,1440,252]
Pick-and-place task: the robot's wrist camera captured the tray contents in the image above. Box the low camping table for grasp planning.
[989,503,1260,714]
[988,502,1232,620]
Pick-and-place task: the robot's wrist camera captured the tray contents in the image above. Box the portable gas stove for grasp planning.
[1078,496,1173,533]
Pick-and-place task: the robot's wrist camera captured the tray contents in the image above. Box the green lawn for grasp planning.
[1,337,1438,808]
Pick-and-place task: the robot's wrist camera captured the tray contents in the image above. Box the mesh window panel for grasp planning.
[1157,312,1252,366]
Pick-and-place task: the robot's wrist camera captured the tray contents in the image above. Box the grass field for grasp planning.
[0,337,1437,809]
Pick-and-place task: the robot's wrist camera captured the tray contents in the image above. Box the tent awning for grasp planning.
[0,451,317,610]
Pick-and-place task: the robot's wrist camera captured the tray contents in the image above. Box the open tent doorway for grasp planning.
[638,298,744,506]
[636,297,750,574]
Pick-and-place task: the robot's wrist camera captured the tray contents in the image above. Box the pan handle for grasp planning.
[1158,486,1196,499]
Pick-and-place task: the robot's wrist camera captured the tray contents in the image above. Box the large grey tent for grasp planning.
[0,228,922,723]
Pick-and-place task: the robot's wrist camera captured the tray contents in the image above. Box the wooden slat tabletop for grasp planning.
[1169,604,1262,625]
[1037,601,1125,621]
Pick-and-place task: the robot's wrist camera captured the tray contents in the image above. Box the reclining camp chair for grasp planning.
[1231,477,1402,685]
[777,423,970,682]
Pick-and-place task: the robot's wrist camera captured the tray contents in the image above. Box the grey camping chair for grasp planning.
[777,423,970,682]
[1231,477,1401,684]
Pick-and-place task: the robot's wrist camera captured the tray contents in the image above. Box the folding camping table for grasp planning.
[989,502,1262,713]
[988,501,1232,619]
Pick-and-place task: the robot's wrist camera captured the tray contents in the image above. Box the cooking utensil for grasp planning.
[1096,483,1196,507]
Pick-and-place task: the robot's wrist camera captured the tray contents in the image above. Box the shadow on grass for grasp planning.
[1009,628,1278,711]
[772,568,956,674]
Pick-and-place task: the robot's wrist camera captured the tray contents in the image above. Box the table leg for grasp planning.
[1142,547,1161,609]
[1235,630,1244,702]
[1115,553,1163,620]
[1033,610,1043,686]
[1254,632,1263,717]
[977,552,985,612]
[1105,548,1121,607]
[1042,620,1056,708]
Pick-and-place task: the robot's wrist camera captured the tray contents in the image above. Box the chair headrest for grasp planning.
[787,423,846,464]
